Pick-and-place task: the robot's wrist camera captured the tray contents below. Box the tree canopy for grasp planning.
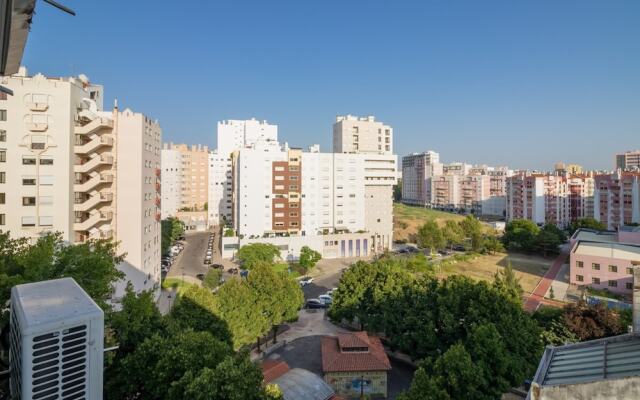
[569,217,607,234]
[298,246,321,271]
[416,220,446,254]
[236,243,281,269]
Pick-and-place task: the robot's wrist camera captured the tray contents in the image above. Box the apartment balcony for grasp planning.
[27,102,49,112]
[155,212,161,222]
[74,211,113,231]
[155,168,161,177]
[74,135,114,155]
[89,229,113,240]
[155,197,161,207]
[74,173,114,193]
[73,192,113,212]
[156,182,161,192]
[74,154,114,174]
[26,122,48,132]
[75,117,113,136]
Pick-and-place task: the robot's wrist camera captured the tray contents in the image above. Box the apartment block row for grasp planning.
[505,171,640,230]
[401,150,513,216]
[0,68,162,299]
[212,115,397,260]
[160,143,209,217]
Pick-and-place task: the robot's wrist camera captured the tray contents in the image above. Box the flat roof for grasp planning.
[573,241,640,261]
[532,333,640,388]
[12,277,102,329]
[572,229,618,244]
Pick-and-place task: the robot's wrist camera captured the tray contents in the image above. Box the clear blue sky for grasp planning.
[23,0,639,170]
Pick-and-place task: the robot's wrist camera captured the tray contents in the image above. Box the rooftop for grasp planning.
[571,229,618,244]
[573,241,640,262]
[11,278,102,329]
[322,332,391,373]
[271,368,335,400]
[532,333,640,388]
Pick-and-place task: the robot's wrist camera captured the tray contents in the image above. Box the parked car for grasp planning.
[196,274,205,281]
[299,276,314,286]
[228,268,239,275]
[326,288,338,296]
[452,245,466,251]
[318,294,333,305]
[240,269,249,278]
[304,299,325,309]
[203,258,212,264]
[211,264,224,270]
[406,246,419,253]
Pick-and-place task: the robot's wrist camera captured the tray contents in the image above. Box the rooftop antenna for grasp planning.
[42,0,76,16]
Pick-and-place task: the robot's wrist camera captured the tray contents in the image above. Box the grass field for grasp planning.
[437,252,551,295]
[394,203,465,242]
[161,277,198,294]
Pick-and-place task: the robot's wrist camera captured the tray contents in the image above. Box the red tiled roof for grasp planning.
[337,331,370,349]
[322,332,391,373]
[262,359,290,382]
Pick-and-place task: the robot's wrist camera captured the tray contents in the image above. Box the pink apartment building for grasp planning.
[594,172,640,230]
[569,227,640,295]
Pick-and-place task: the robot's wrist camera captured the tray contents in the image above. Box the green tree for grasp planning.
[216,279,269,349]
[0,232,124,313]
[493,260,523,304]
[562,301,624,341]
[203,269,222,290]
[503,219,540,252]
[483,234,504,254]
[168,285,232,345]
[109,330,253,400]
[393,179,403,202]
[459,215,483,252]
[400,344,484,400]
[569,217,607,234]
[299,246,321,271]
[416,220,445,254]
[247,262,304,343]
[236,243,280,269]
[536,223,566,256]
[183,351,268,400]
[442,220,464,250]
[161,217,184,255]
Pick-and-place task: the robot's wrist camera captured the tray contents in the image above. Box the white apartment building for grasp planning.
[208,118,278,225]
[160,145,181,218]
[332,115,392,154]
[221,115,397,259]
[0,69,161,298]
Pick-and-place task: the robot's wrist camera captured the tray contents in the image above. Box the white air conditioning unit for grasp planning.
[10,278,104,400]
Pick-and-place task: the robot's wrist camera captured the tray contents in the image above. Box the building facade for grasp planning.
[221,115,396,260]
[0,70,161,298]
[160,144,182,218]
[594,172,640,230]
[616,150,640,171]
[401,151,441,206]
[208,118,278,225]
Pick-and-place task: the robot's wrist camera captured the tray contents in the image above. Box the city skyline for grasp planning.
[21,1,640,171]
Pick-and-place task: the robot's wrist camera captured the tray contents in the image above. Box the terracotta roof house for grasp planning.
[322,332,391,398]
[262,359,337,400]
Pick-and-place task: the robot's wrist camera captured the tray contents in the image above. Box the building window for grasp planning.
[289,212,298,217]
[21,216,36,227]
[289,203,299,208]
[274,222,284,227]
[0,172,4,183]
[576,261,584,268]
[592,277,600,284]
[22,157,36,165]
[0,130,5,141]
[627,267,634,275]
[289,185,298,190]
[0,110,6,121]
[608,280,618,287]
[274,166,285,172]
[0,150,5,162]
[22,178,36,185]
[608,265,618,273]
[0,213,4,225]
[22,197,36,206]
[592,263,600,271]
[289,166,299,172]
[274,175,284,181]
[626,282,633,290]
[40,157,53,165]
[576,275,584,282]
[290,221,298,227]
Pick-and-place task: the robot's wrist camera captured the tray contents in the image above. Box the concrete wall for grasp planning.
[532,376,640,400]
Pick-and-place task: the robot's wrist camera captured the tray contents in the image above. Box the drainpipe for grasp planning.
[112,100,118,242]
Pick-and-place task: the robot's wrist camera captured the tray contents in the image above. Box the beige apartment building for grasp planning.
[163,143,209,212]
[0,69,161,298]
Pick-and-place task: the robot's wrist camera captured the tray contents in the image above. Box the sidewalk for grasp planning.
[524,244,570,312]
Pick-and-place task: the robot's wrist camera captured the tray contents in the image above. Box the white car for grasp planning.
[318,294,333,305]
[299,276,314,286]
[326,288,337,296]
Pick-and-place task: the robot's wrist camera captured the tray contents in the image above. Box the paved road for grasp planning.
[167,230,212,280]
[524,243,570,312]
